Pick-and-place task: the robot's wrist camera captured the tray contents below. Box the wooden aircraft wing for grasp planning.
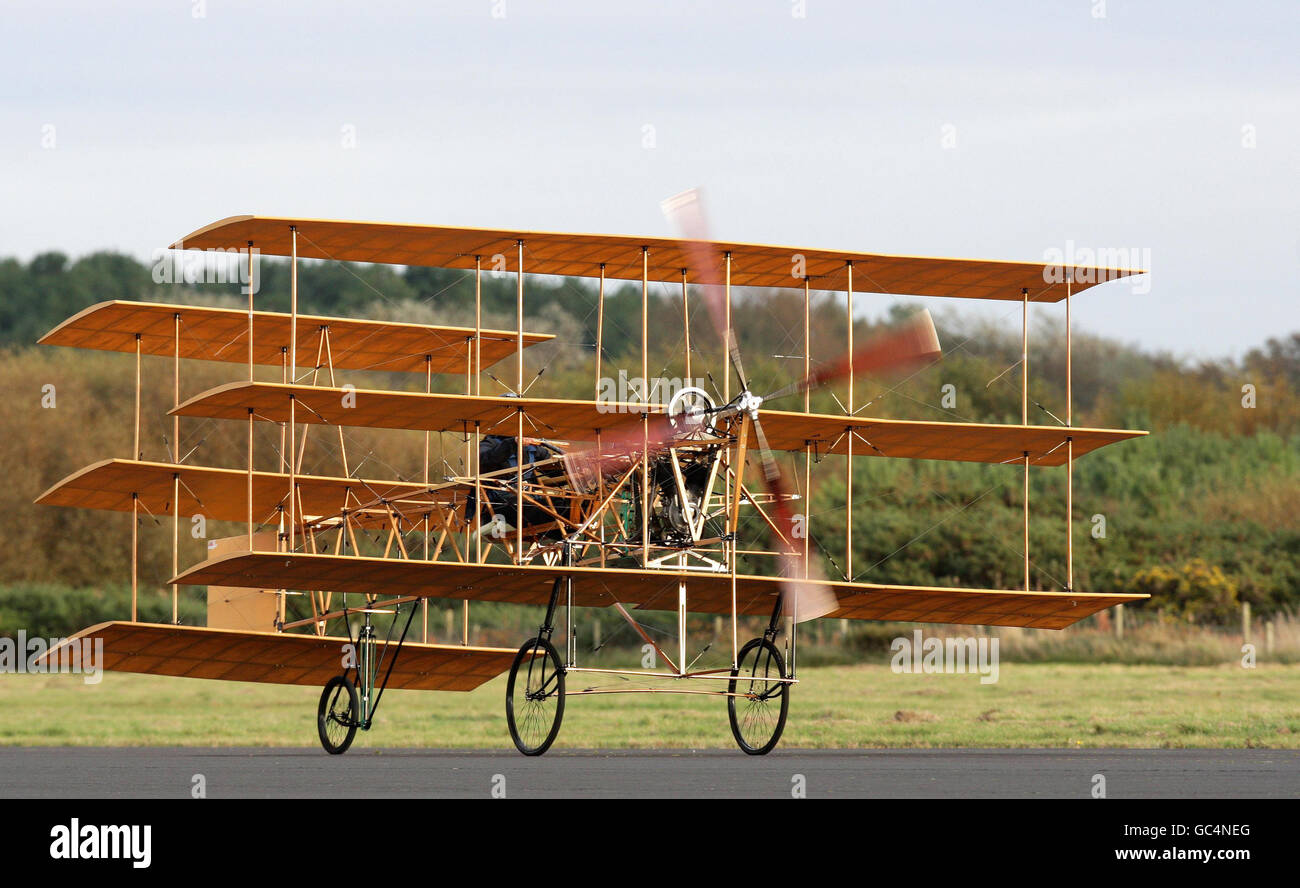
[35,621,519,691]
[34,459,465,528]
[39,300,552,374]
[174,215,1145,302]
[174,553,1147,631]
[171,382,1146,467]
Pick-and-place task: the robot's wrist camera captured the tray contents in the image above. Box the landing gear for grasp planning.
[505,573,567,756]
[317,674,359,755]
[315,596,419,755]
[505,636,566,756]
[503,543,796,756]
[727,636,790,755]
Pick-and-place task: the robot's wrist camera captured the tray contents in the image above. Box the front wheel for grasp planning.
[727,637,790,755]
[318,674,359,755]
[506,637,565,756]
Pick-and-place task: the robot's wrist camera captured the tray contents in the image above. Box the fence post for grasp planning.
[1266,620,1275,656]
[1115,604,1124,640]
[1242,601,1252,644]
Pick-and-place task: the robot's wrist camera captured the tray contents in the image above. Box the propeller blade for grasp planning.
[662,188,750,393]
[765,308,942,405]
[663,187,840,622]
[755,457,839,622]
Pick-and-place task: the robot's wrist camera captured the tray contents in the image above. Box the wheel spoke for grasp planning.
[728,638,789,755]
[507,637,565,756]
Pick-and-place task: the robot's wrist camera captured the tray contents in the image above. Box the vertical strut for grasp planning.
[475,255,482,396]
[1022,287,1029,592]
[130,492,139,622]
[640,246,650,565]
[133,334,141,459]
[845,261,854,580]
[516,240,524,563]
[172,313,180,462]
[246,241,255,381]
[1066,275,1073,592]
[595,263,605,400]
[681,267,691,381]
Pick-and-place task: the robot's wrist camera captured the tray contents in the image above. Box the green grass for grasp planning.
[5,663,1299,749]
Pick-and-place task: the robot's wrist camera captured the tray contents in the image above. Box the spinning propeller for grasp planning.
[570,189,942,622]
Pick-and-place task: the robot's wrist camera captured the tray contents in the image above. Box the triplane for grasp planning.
[37,202,1148,755]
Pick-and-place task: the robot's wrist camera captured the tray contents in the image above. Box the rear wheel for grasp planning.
[727,637,790,755]
[506,637,565,756]
[317,674,358,755]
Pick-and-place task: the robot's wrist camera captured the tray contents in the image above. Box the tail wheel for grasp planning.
[727,637,790,755]
[506,637,566,756]
[317,674,359,755]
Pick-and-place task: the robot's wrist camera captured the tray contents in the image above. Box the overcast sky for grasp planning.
[4,1,1296,360]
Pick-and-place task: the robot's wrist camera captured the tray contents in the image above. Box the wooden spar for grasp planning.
[1067,275,1073,591]
[596,429,606,567]
[846,260,854,580]
[847,261,855,411]
[133,333,141,459]
[641,247,648,391]
[279,348,287,471]
[474,419,483,565]
[424,356,432,490]
[288,394,296,553]
[803,275,812,579]
[723,249,735,663]
[1021,288,1028,425]
[474,255,482,396]
[173,313,180,463]
[516,240,524,563]
[130,492,138,621]
[290,226,298,383]
[172,472,179,622]
[246,408,254,548]
[641,246,649,565]
[803,443,812,576]
[803,277,811,413]
[246,241,254,381]
[1022,286,1029,592]
[288,227,299,561]
[681,268,691,381]
[425,353,434,641]
[1023,450,1030,591]
[724,252,732,402]
[595,263,605,401]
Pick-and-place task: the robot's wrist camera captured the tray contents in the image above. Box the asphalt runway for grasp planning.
[1,747,1297,798]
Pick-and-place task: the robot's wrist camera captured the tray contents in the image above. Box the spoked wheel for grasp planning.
[506,636,566,756]
[317,674,359,755]
[727,637,790,755]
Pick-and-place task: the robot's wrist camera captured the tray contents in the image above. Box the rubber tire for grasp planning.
[727,637,790,755]
[506,637,566,756]
[317,674,359,755]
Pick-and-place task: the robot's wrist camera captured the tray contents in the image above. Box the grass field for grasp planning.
[4,662,1299,749]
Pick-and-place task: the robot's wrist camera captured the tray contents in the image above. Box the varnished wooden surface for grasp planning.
[175,552,1147,630]
[35,459,460,527]
[37,621,519,691]
[173,215,1144,301]
[171,381,1146,466]
[39,300,551,374]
